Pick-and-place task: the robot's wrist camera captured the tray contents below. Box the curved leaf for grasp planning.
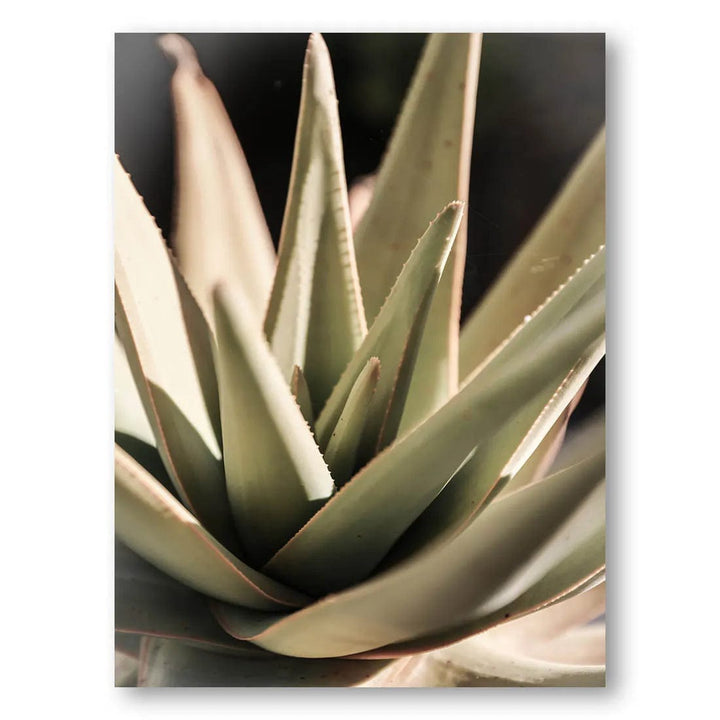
[290,365,315,428]
[315,202,463,461]
[262,289,604,597]
[136,637,393,687]
[214,285,335,566]
[386,335,604,563]
[159,34,276,322]
[460,127,605,379]
[115,540,271,655]
[354,34,482,427]
[114,334,153,447]
[217,451,604,658]
[114,157,233,546]
[323,357,380,487]
[373,634,604,687]
[264,33,366,410]
[115,445,311,611]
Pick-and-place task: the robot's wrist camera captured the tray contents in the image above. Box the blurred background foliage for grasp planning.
[115,32,605,419]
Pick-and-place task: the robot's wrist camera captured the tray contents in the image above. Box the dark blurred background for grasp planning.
[115,33,605,420]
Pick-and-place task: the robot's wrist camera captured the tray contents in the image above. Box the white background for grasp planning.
[2,0,717,715]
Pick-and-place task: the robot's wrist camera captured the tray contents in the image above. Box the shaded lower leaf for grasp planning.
[217,455,604,658]
[115,540,273,655]
[115,445,311,611]
[137,637,393,687]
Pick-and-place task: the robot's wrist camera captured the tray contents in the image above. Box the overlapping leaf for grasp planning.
[213,285,335,566]
[115,445,311,611]
[215,451,605,658]
[262,288,604,596]
[114,158,234,546]
[460,128,606,379]
[160,34,276,323]
[314,203,463,463]
[264,34,366,410]
[354,34,482,428]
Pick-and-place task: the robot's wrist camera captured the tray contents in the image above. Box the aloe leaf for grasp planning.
[114,157,234,545]
[213,285,335,566]
[477,582,605,656]
[354,34,482,428]
[551,407,606,473]
[264,34,367,410]
[370,527,605,657]
[136,637,393,687]
[387,335,604,563]
[378,633,604,687]
[115,650,139,687]
[314,202,463,462]
[115,444,311,611]
[498,383,587,497]
[526,624,605,667]
[290,365,315,428]
[159,34,276,322]
[460,127,605,379]
[323,357,380,487]
[217,454,604,658]
[114,334,153,447]
[262,288,603,597]
[115,540,270,655]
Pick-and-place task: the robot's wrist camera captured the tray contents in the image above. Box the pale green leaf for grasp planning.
[159,34,276,323]
[290,365,315,428]
[354,34,482,428]
[115,540,269,655]
[213,284,335,566]
[497,383,587,497]
[115,444,311,611]
[136,637,393,687]
[215,453,604,658]
[386,334,604,564]
[114,157,233,546]
[262,288,604,597]
[314,202,463,463]
[370,527,605,657]
[460,127,605,379]
[264,34,366,410]
[323,357,380,488]
[114,334,153,447]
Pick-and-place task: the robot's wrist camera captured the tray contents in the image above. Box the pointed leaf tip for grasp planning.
[158,34,200,69]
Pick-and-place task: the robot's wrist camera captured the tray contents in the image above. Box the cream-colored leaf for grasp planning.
[114,157,234,547]
[160,34,276,323]
[114,334,153,447]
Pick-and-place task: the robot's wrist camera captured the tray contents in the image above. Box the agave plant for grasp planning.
[114,32,606,687]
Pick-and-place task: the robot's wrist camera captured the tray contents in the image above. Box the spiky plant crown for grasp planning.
[115,32,606,687]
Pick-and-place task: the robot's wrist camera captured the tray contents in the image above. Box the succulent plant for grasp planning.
[114,32,606,687]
